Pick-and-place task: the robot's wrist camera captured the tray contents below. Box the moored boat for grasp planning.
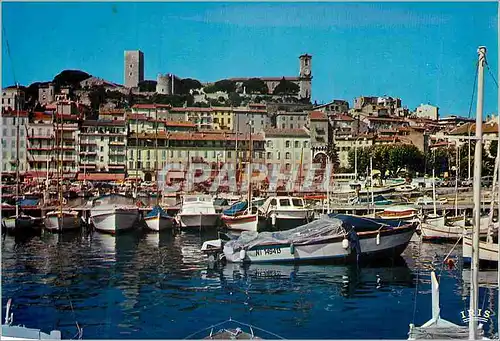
[202,214,416,264]
[257,196,314,231]
[177,194,220,230]
[144,205,175,232]
[44,210,80,233]
[221,201,258,233]
[90,194,139,234]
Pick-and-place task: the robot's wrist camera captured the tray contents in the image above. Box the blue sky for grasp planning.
[2,2,498,116]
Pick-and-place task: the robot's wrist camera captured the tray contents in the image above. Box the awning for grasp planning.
[77,173,126,181]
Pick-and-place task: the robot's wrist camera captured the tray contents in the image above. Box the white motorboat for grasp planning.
[202,214,416,264]
[90,194,139,234]
[394,184,418,192]
[374,205,418,221]
[144,205,175,232]
[257,196,314,231]
[44,210,80,233]
[177,194,220,230]
[1,298,66,340]
[221,200,259,233]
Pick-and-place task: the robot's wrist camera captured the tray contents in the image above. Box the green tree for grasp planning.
[388,144,424,177]
[273,77,300,95]
[347,146,371,176]
[370,145,391,180]
[242,78,268,94]
[214,80,236,93]
[138,80,157,92]
[228,92,242,106]
[53,70,90,89]
[325,141,340,171]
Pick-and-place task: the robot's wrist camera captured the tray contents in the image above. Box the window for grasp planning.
[101,136,104,141]
[130,150,134,158]
[170,150,173,157]
[277,152,280,160]
[20,141,24,147]
[129,161,133,169]
[11,141,15,148]
[290,124,293,129]
[270,198,277,206]
[285,141,291,148]
[100,146,104,152]
[292,198,303,207]
[146,162,150,169]
[259,152,264,159]
[295,141,299,148]
[282,124,285,129]
[285,152,291,159]
[267,141,273,148]
[146,150,150,159]
[285,163,291,171]
[303,141,308,148]
[279,198,290,206]
[163,150,166,158]
[100,156,104,162]
[2,129,6,136]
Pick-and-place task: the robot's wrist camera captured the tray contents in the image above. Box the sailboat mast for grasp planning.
[155,109,159,205]
[247,126,252,213]
[455,143,459,217]
[15,83,20,219]
[432,169,437,216]
[370,157,374,213]
[58,107,63,219]
[469,45,486,340]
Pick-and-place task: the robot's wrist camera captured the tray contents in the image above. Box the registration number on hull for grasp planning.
[255,248,282,256]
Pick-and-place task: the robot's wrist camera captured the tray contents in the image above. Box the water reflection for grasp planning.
[1,232,498,339]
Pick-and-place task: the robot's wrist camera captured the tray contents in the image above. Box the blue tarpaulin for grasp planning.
[328,213,404,231]
[222,201,248,216]
[17,199,39,207]
[146,205,171,219]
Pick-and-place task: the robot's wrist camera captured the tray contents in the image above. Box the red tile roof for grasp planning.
[165,121,197,127]
[332,114,354,121]
[170,107,213,113]
[448,122,499,135]
[1,110,29,118]
[308,111,327,121]
[132,104,156,110]
[264,128,310,137]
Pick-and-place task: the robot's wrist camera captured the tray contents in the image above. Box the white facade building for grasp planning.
[415,104,439,120]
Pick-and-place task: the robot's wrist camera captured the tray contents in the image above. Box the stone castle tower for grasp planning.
[156,73,174,95]
[299,54,312,99]
[124,50,144,88]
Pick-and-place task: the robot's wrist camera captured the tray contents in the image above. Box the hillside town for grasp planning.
[1,49,498,193]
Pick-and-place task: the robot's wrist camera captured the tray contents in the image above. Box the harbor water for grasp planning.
[2,229,499,339]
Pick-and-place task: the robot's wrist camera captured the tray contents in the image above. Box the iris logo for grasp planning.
[460,309,492,324]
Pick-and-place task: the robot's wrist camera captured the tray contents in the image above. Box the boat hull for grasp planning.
[222,214,258,233]
[463,235,498,263]
[44,213,80,233]
[144,215,175,232]
[178,213,219,230]
[91,209,139,234]
[2,216,37,232]
[224,224,416,263]
[258,209,313,232]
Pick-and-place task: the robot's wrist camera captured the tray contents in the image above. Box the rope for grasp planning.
[467,61,479,119]
[442,235,463,263]
[2,24,17,83]
[485,59,499,89]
